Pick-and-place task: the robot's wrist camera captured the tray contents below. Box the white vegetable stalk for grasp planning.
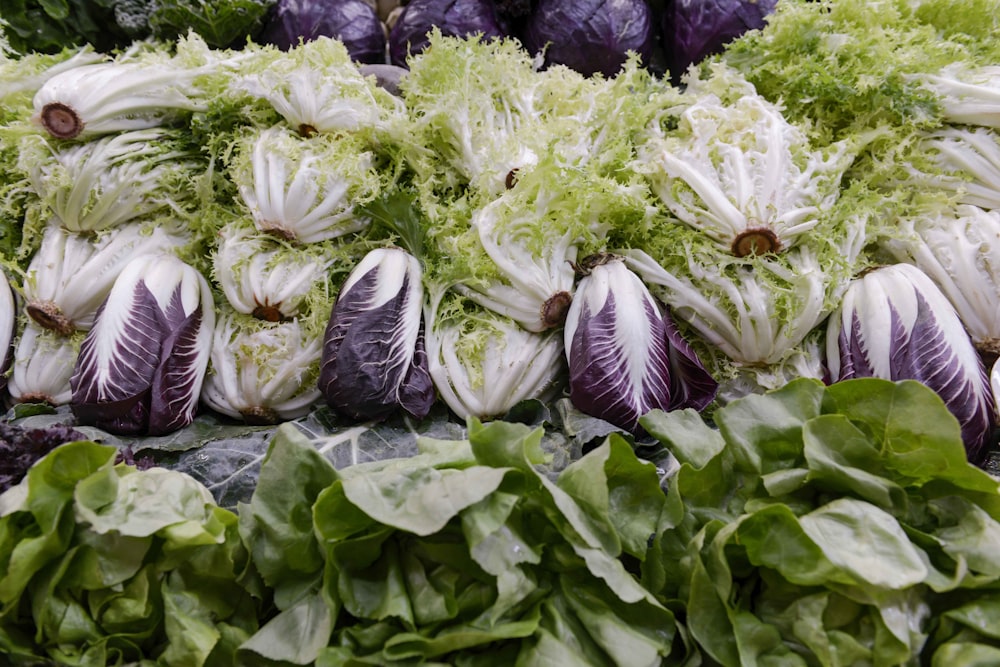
[637,91,854,256]
[919,64,1000,128]
[626,246,832,366]
[424,290,565,419]
[399,33,592,195]
[911,127,1000,210]
[456,194,580,332]
[31,60,210,139]
[0,47,105,104]
[0,271,14,392]
[200,311,323,424]
[883,204,1000,359]
[235,127,377,244]
[23,129,202,233]
[6,322,79,406]
[22,221,187,335]
[213,222,332,321]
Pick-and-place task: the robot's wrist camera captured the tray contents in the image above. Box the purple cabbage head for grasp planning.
[258,0,388,64]
[70,254,215,436]
[319,247,436,421]
[564,254,718,433]
[827,263,998,464]
[661,0,777,82]
[521,0,655,77]
[389,0,506,68]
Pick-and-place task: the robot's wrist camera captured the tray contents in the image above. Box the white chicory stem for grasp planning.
[213,222,333,321]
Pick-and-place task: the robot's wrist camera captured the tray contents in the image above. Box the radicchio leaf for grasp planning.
[828,263,997,464]
[70,254,214,436]
[319,248,435,421]
[564,255,717,433]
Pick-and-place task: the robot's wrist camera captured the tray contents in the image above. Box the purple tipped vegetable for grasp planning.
[564,254,718,432]
[827,263,998,464]
[70,254,215,436]
[319,247,436,421]
[521,0,655,77]
[258,0,388,64]
[389,0,506,67]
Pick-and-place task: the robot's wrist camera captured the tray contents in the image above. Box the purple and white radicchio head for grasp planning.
[70,254,215,436]
[319,247,435,421]
[827,263,997,463]
[564,254,718,433]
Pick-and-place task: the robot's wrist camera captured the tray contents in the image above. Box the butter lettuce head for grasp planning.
[0,440,257,666]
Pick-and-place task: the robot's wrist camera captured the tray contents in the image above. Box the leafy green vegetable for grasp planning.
[236,418,680,665]
[641,377,1000,665]
[0,440,259,665]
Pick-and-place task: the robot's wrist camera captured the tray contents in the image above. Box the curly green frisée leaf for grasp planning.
[236,419,679,665]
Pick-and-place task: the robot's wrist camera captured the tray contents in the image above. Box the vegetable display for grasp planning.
[2,0,1000,663]
[4,378,1000,664]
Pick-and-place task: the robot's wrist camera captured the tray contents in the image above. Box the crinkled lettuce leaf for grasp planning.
[236,417,679,665]
[0,440,259,666]
[641,377,1000,666]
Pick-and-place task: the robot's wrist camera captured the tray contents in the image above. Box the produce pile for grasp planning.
[2,0,1000,663]
[5,378,1000,666]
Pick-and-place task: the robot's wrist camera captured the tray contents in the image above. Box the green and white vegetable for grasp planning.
[20,129,204,234]
[22,221,186,335]
[229,125,382,243]
[201,309,323,423]
[6,322,79,405]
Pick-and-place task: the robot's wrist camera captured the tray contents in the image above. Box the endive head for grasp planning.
[22,221,188,336]
[212,221,334,322]
[564,254,717,432]
[827,263,997,464]
[200,309,323,424]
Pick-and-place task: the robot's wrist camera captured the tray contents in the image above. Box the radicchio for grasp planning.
[827,263,997,464]
[70,254,215,436]
[564,254,717,432]
[319,247,435,421]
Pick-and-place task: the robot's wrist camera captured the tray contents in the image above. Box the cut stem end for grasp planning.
[26,301,75,336]
[40,102,84,139]
[731,228,781,258]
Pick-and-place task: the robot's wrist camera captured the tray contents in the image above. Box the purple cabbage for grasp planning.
[521,0,655,77]
[827,263,998,464]
[70,254,215,436]
[564,254,717,433]
[661,0,777,82]
[258,0,388,64]
[319,247,436,421]
[389,0,506,68]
